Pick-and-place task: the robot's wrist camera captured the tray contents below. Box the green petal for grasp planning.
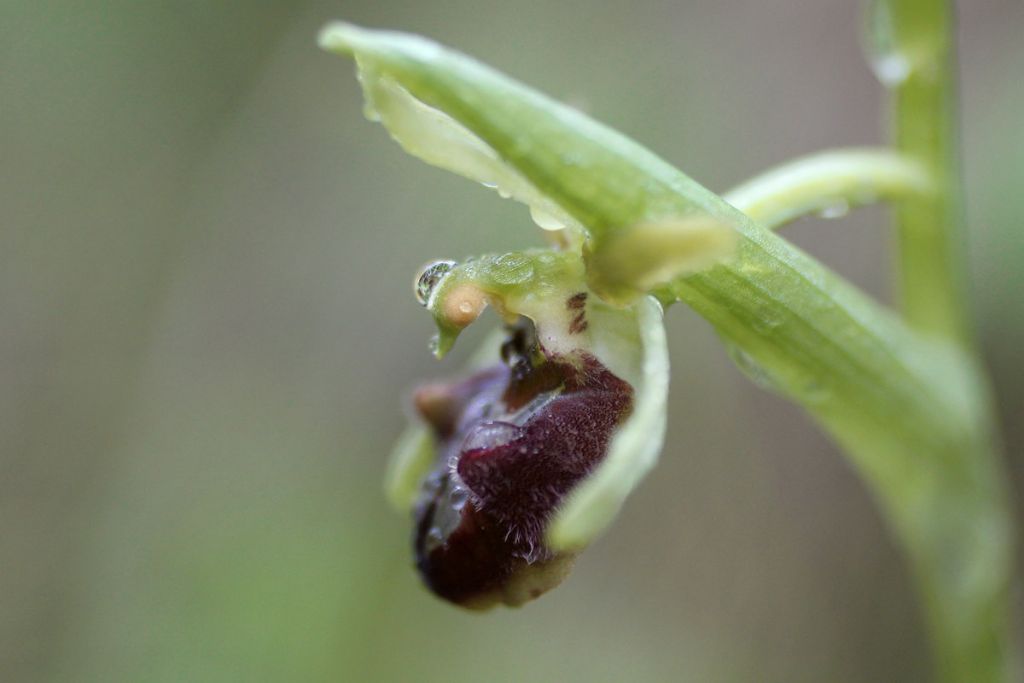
[383,424,435,511]
[546,295,669,550]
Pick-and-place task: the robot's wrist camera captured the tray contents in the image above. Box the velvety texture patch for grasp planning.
[412,324,633,607]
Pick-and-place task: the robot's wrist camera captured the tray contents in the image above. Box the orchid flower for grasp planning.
[316,25,738,605]
[394,251,673,606]
[320,14,1015,681]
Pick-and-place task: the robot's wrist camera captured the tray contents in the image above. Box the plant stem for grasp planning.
[869,0,968,342]
[866,1,1013,679]
[723,147,932,230]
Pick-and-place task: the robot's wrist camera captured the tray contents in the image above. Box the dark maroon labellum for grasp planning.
[411,322,633,608]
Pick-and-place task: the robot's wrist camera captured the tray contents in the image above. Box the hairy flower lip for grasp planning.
[411,319,634,607]
[387,282,670,577]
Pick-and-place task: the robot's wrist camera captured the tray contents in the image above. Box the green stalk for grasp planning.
[670,214,1012,683]
[722,148,931,229]
[861,2,1012,678]
[321,21,1014,681]
[868,0,967,341]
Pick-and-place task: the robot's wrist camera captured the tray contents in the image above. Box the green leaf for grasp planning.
[319,22,737,300]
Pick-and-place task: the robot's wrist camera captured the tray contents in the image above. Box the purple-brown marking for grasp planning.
[568,312,588,334]
[566,292,587,309]
[411,321,632,607]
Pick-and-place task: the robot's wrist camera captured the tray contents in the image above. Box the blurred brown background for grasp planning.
[1,1,1021,681]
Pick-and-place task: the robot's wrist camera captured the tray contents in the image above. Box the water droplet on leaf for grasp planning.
[871,54,912,87]
[752,315,782,336]
[726,343,781,392]
[461,421,522,452]
[529,206,567,231]
[817,200,850,220]
[415,260,457,306]
[362,100,381,122]
[864,0,913,87]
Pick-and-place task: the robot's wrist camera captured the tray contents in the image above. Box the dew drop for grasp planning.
[864,0,913,87]
[422,477,471,553]
[872,54,912,87]
[448,485,469,511]
[362,100,381,122]
[529,205,567,231]
[461,421,522,452]
[726,344,781,392]
[415,260,457,306]
[751,315,782,336]
[817,200,850,220]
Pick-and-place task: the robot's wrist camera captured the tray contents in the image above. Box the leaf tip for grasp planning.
[317,21,363,55]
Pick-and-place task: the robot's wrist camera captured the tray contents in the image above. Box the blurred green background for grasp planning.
[1,1,1021,681]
